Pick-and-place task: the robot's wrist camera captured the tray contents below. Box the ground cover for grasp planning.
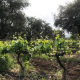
[0,54,80,80]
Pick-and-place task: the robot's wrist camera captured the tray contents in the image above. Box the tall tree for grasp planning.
[70,33,79,40]
[54,0,80,35]
[0,0,29,39]
[26,17,44,41]
[26,17,54,41]
[42,23,54,39]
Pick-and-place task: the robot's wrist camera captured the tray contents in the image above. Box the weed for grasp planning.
[0,74,2,77]
[41,77,45,80]
[1,77,6,80]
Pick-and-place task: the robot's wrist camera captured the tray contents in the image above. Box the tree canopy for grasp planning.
[54,0,80,35]
[26,17,54,41]
[0,0,29,39]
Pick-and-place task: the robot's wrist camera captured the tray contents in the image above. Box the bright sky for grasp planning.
[23,0,74,36]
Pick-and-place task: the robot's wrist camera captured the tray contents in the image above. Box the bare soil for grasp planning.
[0,55,80,80]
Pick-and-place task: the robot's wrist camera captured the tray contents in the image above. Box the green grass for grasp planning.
[25,63,34,71]
[56,70,62,79]
[41,77,46,80]
[60,56,80,62]
[0,53,15,72]
[31,54,56,60]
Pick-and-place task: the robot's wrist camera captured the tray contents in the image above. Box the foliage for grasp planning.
[55,34,72,55]
[0,34,80,73]
[0,41,9,54]
[8,38,28,53]
[53,30,65,40]
[0,53,15,72]
[30,39,53,55]
[0,37,29,54]
[0,0,29,39]
[0,37,31,70]
[26,17,54,41]
[70,33,79,40]
[54,0,80,35]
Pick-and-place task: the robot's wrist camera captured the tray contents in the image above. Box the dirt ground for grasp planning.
[0,55,80,80]
[30,57,80,80]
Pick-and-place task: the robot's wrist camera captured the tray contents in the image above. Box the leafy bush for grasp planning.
[31,39,52,55]
[0,54,14,72]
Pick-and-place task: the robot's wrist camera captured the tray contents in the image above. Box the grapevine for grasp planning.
[0,38,31,70]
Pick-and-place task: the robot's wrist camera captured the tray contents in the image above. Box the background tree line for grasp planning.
[0,0,65,41]
[0,0,29,39]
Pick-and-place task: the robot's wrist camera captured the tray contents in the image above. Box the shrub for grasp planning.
[0,54,14,72]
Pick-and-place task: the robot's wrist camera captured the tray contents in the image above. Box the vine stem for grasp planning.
[55,53,66,80]
[17,53,24,71]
